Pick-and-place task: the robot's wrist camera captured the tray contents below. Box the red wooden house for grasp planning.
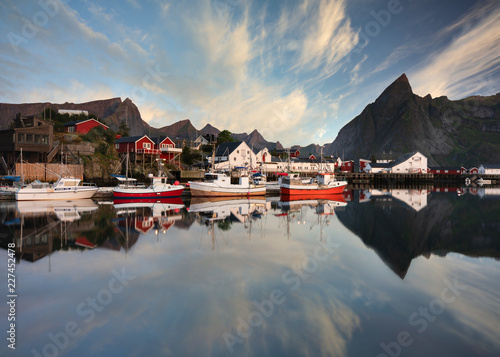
[469,167,478,174]
[359,159,371,172]
[428,167,462,175]
[115,135,154,154]
[340,160,354,173]
[152,137,182,167]
[64,118,108,134]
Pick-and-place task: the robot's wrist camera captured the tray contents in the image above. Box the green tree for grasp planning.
[217,130,235,144]
[118,121,130,137]
[181,146,193,165]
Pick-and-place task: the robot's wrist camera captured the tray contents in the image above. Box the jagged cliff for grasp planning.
[326,74,500,166]
[0,97,148,136]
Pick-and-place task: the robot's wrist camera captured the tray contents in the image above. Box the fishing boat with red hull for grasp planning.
[113,175,184,199]
[280,173,348,197]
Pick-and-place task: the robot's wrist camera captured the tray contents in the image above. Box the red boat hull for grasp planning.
[280,185,346,196]
[113,188,184,199]
[280,193,347,202]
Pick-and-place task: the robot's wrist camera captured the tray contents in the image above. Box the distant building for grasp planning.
[0,115,53,165]
[469,167,479,174]
[428,167,462,175]
[340,160,355,173]
[212,141,258,170]
[365,152,428,174]
[478,164,500,175]
[191,135,209,150]
[254,147,271,164]
[58,109,89,116]
[64,118,108,134]
[365,162,393,173]
[359,159,371,172]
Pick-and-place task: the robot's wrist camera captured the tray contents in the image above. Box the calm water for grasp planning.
[1,189,499,357]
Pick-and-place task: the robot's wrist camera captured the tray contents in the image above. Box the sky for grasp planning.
[1,0,499,147]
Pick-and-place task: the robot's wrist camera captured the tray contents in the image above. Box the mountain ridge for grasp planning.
[326,74,500,166]
[2,75,499,165]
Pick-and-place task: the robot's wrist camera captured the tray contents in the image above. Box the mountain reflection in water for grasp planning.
[337,188,500,278]
[0,190,499,356]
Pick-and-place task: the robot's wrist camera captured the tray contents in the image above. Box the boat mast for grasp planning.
[210,143,216,173]
[20,148,24,186]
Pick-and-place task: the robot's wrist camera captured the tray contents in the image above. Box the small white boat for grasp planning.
[15,177,98,201]
[188,172,266,197]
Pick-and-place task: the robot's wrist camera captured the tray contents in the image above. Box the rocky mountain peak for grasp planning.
[372,73,414,119]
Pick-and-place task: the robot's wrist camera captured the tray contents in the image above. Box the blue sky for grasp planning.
[1,0,499,146]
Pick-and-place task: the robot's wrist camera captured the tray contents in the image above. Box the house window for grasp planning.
[237,150,239,154]
[234,157,236,161]
[17,133,24,142]
[68,126,75,133]
[41,136,48,144]
[26,134,33,143]
[35,135,41,144]
[115,144,119,149]
[143,143,151,149]
[445,170,448,173]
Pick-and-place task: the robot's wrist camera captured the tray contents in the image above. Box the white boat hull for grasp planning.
[15,187,98,201]
[189,182,266,197]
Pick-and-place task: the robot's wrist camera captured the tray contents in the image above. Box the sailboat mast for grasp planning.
[20,148,24,186]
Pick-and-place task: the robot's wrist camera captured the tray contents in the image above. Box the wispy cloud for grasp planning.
[410,1,500,98]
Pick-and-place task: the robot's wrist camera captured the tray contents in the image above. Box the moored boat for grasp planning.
[280,173,347,197]
[15,176,98,201]
[113,175,184,199]
[188,172,266,197]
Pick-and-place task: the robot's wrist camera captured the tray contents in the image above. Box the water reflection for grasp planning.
[338,188,500,278]
[0,190,499,356]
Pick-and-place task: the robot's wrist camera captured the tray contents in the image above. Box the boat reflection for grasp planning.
[275,194,348,240]
[16,199,98,221]
[113,197,185,239]
[189,197,270,249]
[5,199,98,265]
[337,188,500,279]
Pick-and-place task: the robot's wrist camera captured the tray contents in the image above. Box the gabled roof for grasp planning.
[64,118,109,128]
[150,136,173,145]
[391,151,423,166]
[116,135,151,143]
[214,141,244,156]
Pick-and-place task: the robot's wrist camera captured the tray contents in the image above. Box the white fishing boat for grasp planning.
[265,173,308,191]
[188,172,266,197]
[15,176,98,201]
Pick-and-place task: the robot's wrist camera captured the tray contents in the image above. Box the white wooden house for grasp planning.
[478,164,500,175]
[365,152,428,174]
[211,141,258,170]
